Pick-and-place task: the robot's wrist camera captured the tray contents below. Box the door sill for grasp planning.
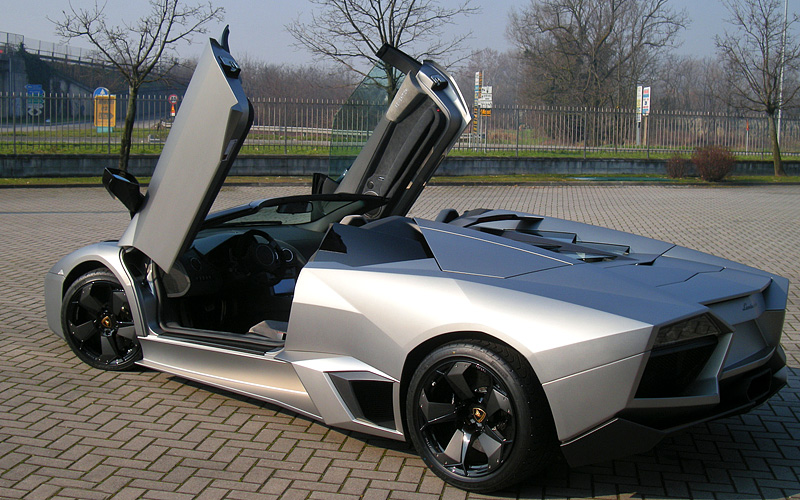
[158,322,285,354]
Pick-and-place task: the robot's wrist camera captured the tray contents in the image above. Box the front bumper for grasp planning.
[560,347,787,467]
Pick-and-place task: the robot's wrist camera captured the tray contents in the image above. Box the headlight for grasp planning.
[654,314,723,348]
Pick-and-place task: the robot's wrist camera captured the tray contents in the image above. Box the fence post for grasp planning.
[107,98,112,155]
[283,99,288,155]
[582,107,588,160]
[515,107,520,157]
[13,95,17,155]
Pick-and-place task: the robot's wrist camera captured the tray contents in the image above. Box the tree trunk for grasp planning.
[767,112,786,176]
[118,85,139,172]
[385,65,399,101]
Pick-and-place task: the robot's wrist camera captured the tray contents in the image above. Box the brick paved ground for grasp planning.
[0,184,798,500]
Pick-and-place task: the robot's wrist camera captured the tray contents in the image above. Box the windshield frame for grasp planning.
[202,193,389,229]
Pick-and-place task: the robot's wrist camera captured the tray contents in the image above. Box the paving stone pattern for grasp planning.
[0,184,798,500]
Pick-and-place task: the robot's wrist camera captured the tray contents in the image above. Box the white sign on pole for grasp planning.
[478,86,493,108]
[636,85,643,123]
[642,86,651,116]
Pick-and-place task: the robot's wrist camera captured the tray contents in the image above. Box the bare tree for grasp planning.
[653,55,728,112]
[455,49,523,107]
[237,56,358,101]
[716,0,800,176]
[285,0,478,97]
[507,0,687,108]
[52,0,223,172]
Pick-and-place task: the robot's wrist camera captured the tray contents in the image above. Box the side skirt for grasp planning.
[137,334,321,420]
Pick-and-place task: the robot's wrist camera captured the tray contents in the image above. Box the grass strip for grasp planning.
[2,173,797,187]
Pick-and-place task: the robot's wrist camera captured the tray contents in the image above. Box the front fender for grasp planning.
[44,242,145,341]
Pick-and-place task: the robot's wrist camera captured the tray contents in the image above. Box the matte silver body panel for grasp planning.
[45,211,788,447]
[44,36,788,470]
[118,40,251,272]
[137,335,321,419]
[45,243,145,340]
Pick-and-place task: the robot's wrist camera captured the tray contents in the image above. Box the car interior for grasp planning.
[104,44,468,353]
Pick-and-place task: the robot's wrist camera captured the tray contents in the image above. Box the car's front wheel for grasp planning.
[61,269,141,370]
[406,341,554,492]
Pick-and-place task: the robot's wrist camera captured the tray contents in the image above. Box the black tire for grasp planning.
[406,341,554,492]
[61,269,142,370]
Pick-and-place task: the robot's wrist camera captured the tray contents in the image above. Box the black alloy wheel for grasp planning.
[62,270,141,370]
[406,341,554,492]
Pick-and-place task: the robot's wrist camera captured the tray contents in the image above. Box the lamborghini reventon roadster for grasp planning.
[44,29,788,492]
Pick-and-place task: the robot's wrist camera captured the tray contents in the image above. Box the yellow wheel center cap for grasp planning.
[472,407,487,423]
[101,316,113,328]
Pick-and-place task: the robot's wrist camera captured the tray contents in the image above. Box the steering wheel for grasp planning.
[230,229,285,278]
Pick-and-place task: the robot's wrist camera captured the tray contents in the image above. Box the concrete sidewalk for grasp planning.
[0,184,798,499]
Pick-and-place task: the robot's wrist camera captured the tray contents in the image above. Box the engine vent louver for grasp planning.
[474,227,629,262]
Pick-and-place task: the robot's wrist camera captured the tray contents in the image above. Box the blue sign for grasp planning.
[25,84,45,117]
[93,87,110,97]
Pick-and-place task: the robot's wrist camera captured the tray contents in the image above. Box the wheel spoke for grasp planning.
[78,284,105,315]
[445,362,475,401]
[70,320,97,342]
[476,431,505,471]
[116,325,137,340]
[111,291,127,316]
[485,387,512,417]
[483,424,511,447]
[419,390,457,426]
[98,335,121,362]
[439,428,471,466]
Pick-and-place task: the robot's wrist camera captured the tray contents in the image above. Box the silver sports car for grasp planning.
[44,30,788,492]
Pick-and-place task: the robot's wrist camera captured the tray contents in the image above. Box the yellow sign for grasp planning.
[480,108,492,116]
[94,95,117,130]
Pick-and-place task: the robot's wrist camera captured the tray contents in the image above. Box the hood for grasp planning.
[422,209,779,318]
[117,32,252,272]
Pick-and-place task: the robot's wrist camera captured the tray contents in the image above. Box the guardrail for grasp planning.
[1,93,798,158]
[1,31,108,68]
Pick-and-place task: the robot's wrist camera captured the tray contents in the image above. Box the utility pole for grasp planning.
[778,0,788,145]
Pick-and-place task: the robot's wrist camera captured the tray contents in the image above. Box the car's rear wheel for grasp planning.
[406,341,554,492]
[61,270,141,370]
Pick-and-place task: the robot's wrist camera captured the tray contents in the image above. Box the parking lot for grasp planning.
[0,183,798,500]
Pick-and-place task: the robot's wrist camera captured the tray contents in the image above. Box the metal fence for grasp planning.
[1,92,798,158]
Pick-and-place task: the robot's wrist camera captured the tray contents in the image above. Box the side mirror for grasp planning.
[102,167,144,218]
[312,172,339,195]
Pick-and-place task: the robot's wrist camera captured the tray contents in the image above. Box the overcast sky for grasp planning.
[3,0,798,66]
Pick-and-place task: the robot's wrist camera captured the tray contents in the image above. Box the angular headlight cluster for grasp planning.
[654,314,723,348]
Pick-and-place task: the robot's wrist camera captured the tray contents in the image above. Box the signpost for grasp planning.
[642,86,651,157]
[472,74,495,149]
[478,86,493,116]
[636,86,643,122]
[636,85,642,145]
[93,87,116,133]
[25,84,45,118]
[473,72,481,135]
[168,94,179,118]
